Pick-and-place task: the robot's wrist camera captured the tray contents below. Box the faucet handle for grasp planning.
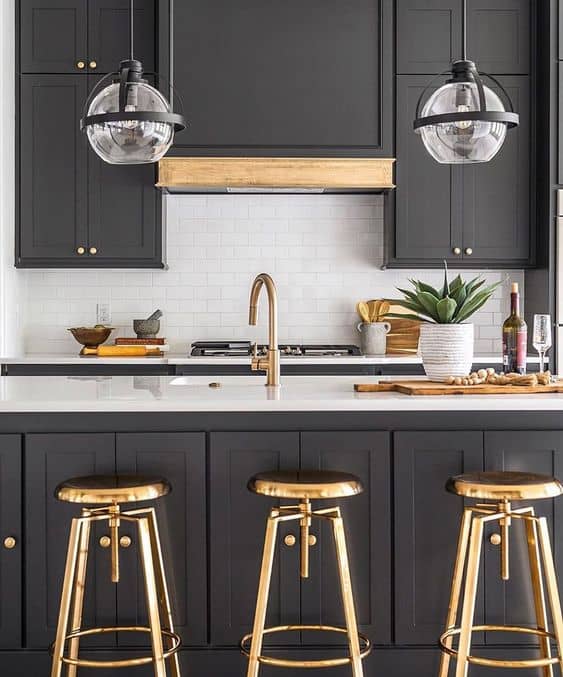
[251,342,258,358]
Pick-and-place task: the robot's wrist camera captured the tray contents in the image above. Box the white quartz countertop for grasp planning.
[0,353,540,366]
[0,374,559,413]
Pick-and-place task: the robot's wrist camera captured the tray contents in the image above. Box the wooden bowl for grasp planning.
[68,326,114,351]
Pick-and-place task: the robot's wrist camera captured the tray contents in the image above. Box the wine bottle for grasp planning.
[502,282,527,374]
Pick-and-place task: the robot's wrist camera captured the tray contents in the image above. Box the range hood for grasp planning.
[156,157,395,193]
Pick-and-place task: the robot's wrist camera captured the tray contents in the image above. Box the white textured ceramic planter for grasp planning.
[419,323,474,382]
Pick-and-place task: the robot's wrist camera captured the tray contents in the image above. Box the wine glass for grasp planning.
[533,314,552,374]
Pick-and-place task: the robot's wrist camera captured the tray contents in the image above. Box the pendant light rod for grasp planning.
[461,0,467,60]
[129,0,134,61]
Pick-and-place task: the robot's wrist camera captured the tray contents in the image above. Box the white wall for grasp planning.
[23,194,523,355]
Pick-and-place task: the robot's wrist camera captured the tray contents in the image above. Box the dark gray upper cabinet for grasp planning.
[20,0,155,74]
[397,0,530,75]
[300,431,391,646]
[169,0,393,156]
[394,431,484,644]
[0,436,22,649]
[391,75,532,267]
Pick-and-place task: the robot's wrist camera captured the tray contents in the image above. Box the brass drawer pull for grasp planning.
[120,536,132,548]
[284,534,296,547]
[3,536,16,550]
[99,535,111,548]
[308,534,317,546]
[490,533,501,546]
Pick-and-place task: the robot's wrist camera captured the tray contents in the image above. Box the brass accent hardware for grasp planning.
[76,247,85,255]
[119,535,132,548]
[99,535,111,548]
[55,474,171,504]
[446,470,563,501]
[284,534,296,547]
[89,247,98,255]
[249,273,280,387]
[465,247,473,256]
[308,534,317,546]
[157,157,396,190]
[248,469,363,500]
[208,382,221,388]
[89,60,97,69]
[3,536,16,550]
[452,247,461,255]
[76,60,85,69]
[490,533,501,545]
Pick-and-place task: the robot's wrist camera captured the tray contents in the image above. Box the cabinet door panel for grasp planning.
[462,77,530,262]
[19,75,88,264]
[484,431,563,644]
[300,431,391,645]
[115,433,207,646]
[25,433,116,647]
[88,0,155,74]
[396,0,461,74]
[209,432,300,645]
[0,436,22,648]
[394,431,484,644]
[20,0,87,73]
[395,76,462,262]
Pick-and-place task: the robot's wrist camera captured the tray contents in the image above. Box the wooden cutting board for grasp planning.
[354,380,563,396]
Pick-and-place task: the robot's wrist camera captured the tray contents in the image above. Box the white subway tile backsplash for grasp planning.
[21,194,524,355]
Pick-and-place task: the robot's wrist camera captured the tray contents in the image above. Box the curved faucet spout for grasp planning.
[248,273,280,386]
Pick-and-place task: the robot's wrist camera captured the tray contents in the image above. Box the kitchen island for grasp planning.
[0,374,559,676]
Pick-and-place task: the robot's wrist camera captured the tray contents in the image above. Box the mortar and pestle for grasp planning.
[133,309,163,339]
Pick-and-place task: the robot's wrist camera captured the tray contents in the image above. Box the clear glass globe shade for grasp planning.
[86,81,174,164]
[417,81,508,164]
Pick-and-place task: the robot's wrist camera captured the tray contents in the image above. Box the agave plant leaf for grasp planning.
[449,283,467,308]
[416,291,441,321]
[396,288,421,304]
[391,299,434,318]
[436,297,457,323]
[465,276,486,297]
[449,274,463,292]
[441,260,450,297]
[385,312,433,323]
[455,286,500,323]
[412,281,441,299]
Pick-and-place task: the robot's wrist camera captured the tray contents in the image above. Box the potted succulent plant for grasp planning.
[389,264,501,382]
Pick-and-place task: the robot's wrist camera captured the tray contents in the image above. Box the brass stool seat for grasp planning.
[50,474,181,677]
[439,469,563,677]
[446,470,563,501]
[243,469,370,677]
[248,470,363,499]
[56,474,171,504]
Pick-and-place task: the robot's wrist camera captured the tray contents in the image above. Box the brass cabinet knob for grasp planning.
[3,536,16,550]
[76,246,85,255]
[490,533,502,546]
[284,534,296,547]
[119,535,132,548]
[452,247,461,255]
[99,535,111,548]
[89,60,97,69]
[89,247,98,255]
[465,247,473,256]
[76,60,86,70]
[308,534,317,546]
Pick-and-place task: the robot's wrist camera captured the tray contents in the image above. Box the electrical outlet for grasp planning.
[97,302,111,325]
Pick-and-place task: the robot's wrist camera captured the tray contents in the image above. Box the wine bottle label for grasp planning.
[503,328,527,374]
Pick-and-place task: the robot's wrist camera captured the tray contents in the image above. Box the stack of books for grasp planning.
[113,337,169,357]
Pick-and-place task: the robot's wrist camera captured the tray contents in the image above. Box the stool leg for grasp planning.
[454,515,485,677]
[331,508,363,677]
[524,513,553,677]
[66,516,92,677]
[537,517,563,673]
[50,517,83,677]
[138,516,167,677]
[247,512,279,677]
[147,508,181,677]
[438,507,473,677]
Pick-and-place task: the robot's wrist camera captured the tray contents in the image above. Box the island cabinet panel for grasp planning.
[394,431,484,644]
[300,431,391,646]
[0,436,22,649]
[209,432,300,646]
[170,0,393,157]
[115,432,207,646]
[483,431,563,645]
[25,433,116,648]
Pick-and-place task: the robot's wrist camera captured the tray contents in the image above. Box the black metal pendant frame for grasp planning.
[413,60,519,132]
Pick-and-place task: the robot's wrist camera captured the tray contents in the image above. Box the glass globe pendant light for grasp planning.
[80,0,186,165]
[413,0,519,164]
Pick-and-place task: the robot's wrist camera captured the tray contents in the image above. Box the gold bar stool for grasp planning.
[439,470,563,677]
[50,475,181,677]
[241,469,371,677]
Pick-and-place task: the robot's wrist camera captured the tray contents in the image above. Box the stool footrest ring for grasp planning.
[240,624,371,668]
[50,625,181,669]
[440,625,560,668]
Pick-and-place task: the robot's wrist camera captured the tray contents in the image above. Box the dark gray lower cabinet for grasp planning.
[209,432,300,645]
[394,431,484,644]
[115,432,207,646]
[300,431,391,645]
[25,433,116,647]
[0,436,22,648]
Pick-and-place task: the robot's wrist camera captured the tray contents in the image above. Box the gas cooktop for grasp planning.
[190,341,362,357]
